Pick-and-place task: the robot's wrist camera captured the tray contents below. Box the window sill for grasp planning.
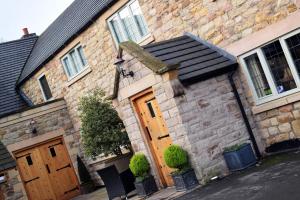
[252,91,300,114]
[138,34,155,46]
[66,67,92,87]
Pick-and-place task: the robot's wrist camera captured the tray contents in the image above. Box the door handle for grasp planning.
[24,176,39,184]
[145,127,152,141]
[157,134,170,140]
[56,164,71,171]
[46,164,51,174]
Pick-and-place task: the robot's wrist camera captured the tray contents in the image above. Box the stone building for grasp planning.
[1,0,300,199]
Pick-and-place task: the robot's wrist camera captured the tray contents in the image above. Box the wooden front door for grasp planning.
[133,91,174,187]
[15,138,80,200]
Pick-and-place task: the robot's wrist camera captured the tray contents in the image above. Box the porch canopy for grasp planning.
[120,33,238,85]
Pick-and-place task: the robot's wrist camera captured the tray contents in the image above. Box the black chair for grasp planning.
[97,165,135,200]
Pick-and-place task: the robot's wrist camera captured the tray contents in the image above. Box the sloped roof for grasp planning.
[18,0,117,85]
[0,35,38,117]
[143,34,237,84]
[0,142,16,172]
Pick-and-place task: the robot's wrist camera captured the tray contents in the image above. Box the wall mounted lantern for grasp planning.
[114,57,134,78]
[29,119,37,135]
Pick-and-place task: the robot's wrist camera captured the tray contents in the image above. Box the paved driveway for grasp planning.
[176,151,300,200]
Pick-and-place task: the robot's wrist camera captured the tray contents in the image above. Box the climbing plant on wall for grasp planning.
[79,89,131,157]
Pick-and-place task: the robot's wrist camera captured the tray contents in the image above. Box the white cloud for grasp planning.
[0,0,74,41]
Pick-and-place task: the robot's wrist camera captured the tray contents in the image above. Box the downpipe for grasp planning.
[228,70,262,159]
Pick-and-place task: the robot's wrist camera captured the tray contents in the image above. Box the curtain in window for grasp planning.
[63,57,74,77]
[110,16,126,43]
[245,54,271,98]
[119,7,142,42]
[130,1,148,37]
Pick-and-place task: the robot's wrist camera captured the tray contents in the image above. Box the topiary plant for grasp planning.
[79,89,131,157]
[129,153,150,182]
[164,145,189,174]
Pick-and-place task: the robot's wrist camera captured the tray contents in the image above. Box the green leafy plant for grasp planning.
[164,145,189,174]
[129,153,150,182]
[223,143,247,153]
[79,89,131,157]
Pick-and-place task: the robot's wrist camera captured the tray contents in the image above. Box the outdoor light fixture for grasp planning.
[114,57,134,78]
[29,119,37,135]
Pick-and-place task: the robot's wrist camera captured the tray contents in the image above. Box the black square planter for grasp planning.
[134,175,158,197]
[171,169,199,191]
[223,143,257,172]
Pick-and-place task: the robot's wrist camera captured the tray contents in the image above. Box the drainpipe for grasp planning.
[228,70,262,159]
[16,87,34,107]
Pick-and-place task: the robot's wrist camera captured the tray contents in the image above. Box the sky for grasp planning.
[0,0,74,42]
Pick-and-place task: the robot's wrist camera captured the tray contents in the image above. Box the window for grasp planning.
[49,147,56,157]
[61,45,88,79]
[146,101,156,118]
[38,75,52,101]
[107,0,149,45]
[26,155,33,166]
[240,29,300,104]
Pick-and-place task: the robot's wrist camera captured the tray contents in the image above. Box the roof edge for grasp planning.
[17,0,118,86]
[0,98,65,119]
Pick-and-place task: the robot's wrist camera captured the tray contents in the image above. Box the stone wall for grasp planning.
[114,48,257,184]
[18,0,300,184]
[175,74,252,179]
[255,103,300,147]
[0,100,79,200]
[20,0,298,135]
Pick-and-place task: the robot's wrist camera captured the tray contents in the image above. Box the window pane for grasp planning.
[119,7,142,42]
[77,46,87,66]
[286,33,300,76]
[110,16,127,43]
[262,40,296,93]
[63,57,74,77]
[244,54,272,98]
[70,50,81,72]
[130,1,149,37]
[39,75,52,100]
[146,101,156,118]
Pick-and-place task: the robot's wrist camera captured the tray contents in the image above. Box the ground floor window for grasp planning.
[240,29,300,104]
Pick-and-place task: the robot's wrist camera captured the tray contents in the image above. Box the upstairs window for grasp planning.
[38,74,52,101]
[240,29,300,104]
[61,45,88,79]
[107,0,149,45]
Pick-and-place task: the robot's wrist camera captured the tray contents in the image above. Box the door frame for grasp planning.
[13,136,80,200]
[130,88,169,187]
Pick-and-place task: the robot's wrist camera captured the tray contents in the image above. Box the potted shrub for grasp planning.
[223,143,257,172]
[129,153,158,197]
[164,145,199,191]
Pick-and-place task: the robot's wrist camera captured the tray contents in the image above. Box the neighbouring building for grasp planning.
[1,0,300,199]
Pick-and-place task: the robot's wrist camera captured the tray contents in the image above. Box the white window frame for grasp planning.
[107,0,150,46]
[61,44,88,80]
[37,74,53,102]
[240,28,300,105]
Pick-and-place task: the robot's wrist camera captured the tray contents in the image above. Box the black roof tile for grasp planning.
[0,36,38,117]
[143,34,237,84]
[18,0,117,85]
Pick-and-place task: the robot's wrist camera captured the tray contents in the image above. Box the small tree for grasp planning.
[79,89,131,157]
